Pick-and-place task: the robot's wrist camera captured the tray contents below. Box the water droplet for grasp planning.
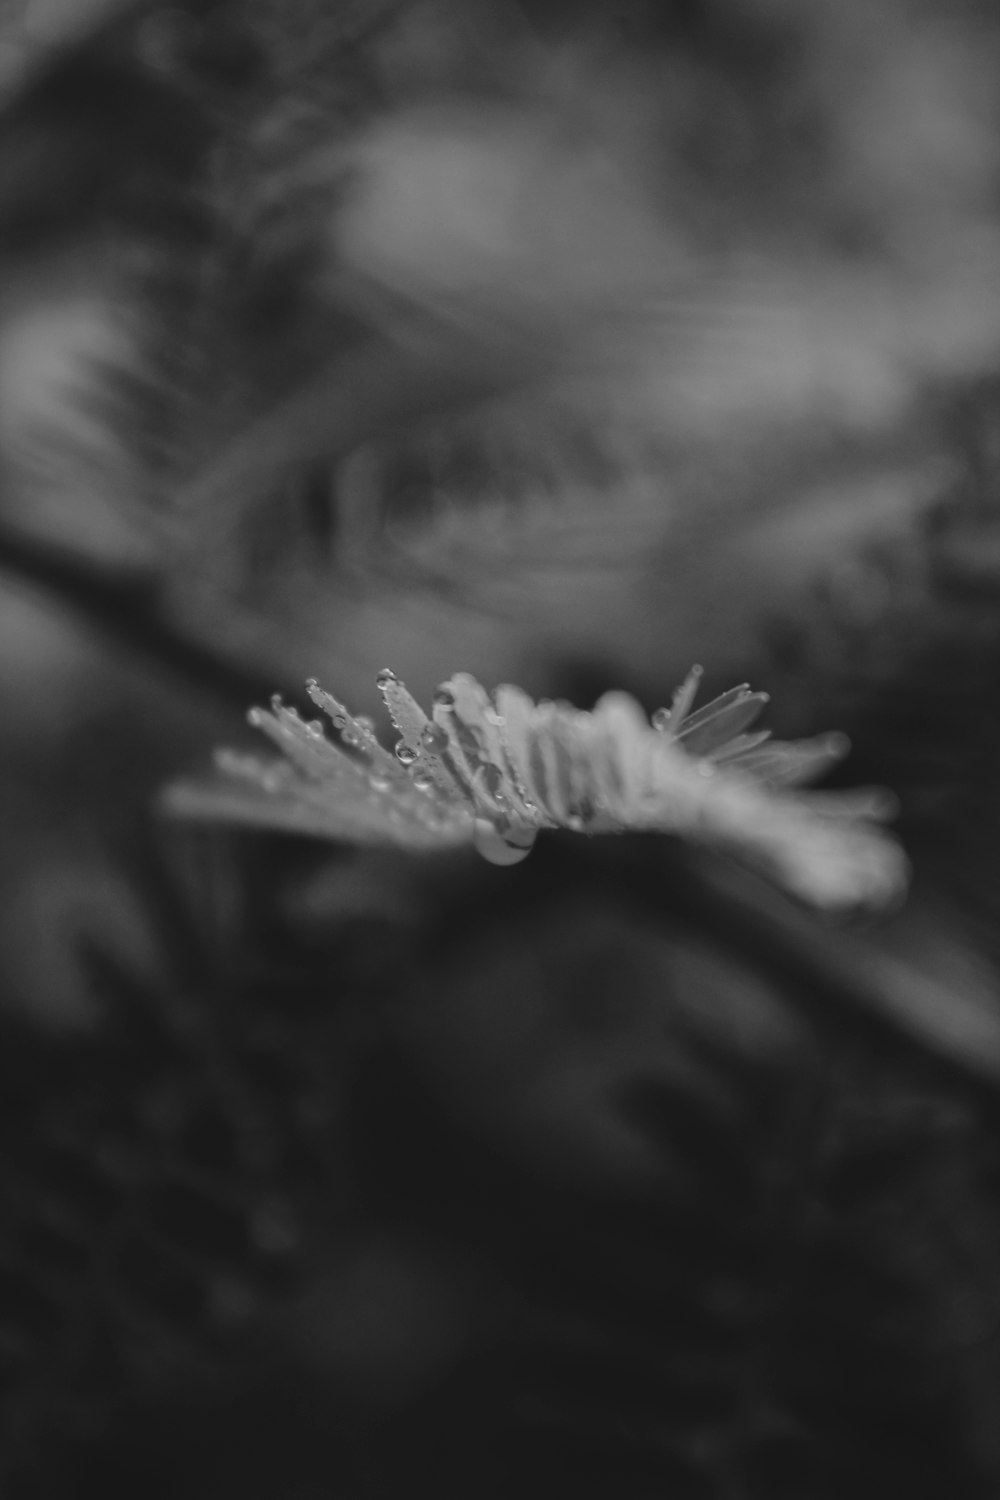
[342,731,359,748]
[307,719,325,737]
[422,723,449,753]
[476,763,504,800]
[433,687,455,710]
[376,668,398,688]
[368,774,392,793]
[305,677,319,692]
[652,707,671,732]
[396,743,419,766]
[331,712,347,730]
[413,771,434,792]
[355,715,375,732]
[473,817,536,866]
[247,707,264,727]
[822,731,850,758]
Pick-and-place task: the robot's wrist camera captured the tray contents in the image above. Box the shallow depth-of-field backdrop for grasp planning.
[4,2,1000,1496]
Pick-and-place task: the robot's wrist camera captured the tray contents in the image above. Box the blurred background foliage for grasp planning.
[4,0,1000,1495]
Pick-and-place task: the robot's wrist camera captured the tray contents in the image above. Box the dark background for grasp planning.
[3,1,1000,1495]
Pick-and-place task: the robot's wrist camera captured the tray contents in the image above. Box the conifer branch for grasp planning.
[650,846,1000,1094]
[0,520,280,710]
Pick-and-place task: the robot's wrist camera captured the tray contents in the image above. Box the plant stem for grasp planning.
[0,521,280,711]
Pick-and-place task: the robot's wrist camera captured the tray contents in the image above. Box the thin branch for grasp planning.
[456,835,1000,1097]
[647,844,1000,1095]
[0,521,281,712]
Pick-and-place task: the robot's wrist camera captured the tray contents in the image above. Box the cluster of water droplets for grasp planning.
[165,659,910,909]
[377,670,540,866]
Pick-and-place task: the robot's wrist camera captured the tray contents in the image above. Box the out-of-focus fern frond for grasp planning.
[761,378,1000,959]
[342,879,1000,1499]
[0,824,386,1493]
